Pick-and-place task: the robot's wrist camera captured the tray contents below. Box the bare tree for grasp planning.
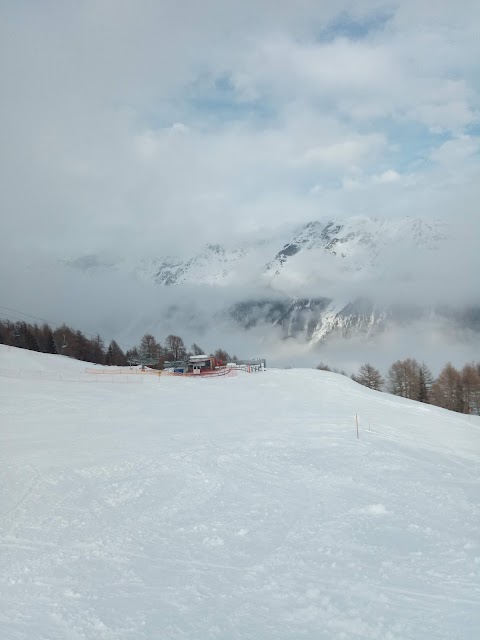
[387,358,420,399]
[461,363,480,415]
[139,334,161,361]
[316,362,331,371]
[430,363,464,412]
[165,335,187,361]
[356,363,384,390]
[213,348,230,364]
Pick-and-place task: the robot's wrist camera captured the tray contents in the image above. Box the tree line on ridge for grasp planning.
[2,317,478,416]
[317,359,480,415]
[0,319,233,368]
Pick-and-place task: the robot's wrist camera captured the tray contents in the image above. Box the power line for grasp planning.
[0,305,61,327]
[0,304,136,352]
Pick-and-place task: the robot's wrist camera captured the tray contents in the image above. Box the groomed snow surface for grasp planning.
[1,345,479,640]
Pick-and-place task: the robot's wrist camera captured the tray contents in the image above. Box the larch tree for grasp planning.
[387,358,421,399]
[316,362,332,371]
[430,363,463,412]
[139,334,162,362]
[461,364,480,415]
[213,349,230,364]
[165,335,187,361]
[356,363,384,390]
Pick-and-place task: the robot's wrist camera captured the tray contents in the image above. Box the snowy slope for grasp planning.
[1,345,479,640]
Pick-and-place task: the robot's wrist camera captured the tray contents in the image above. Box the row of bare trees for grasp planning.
[125,333,233,368]
[351,359,480,415]
[0,319,233,368]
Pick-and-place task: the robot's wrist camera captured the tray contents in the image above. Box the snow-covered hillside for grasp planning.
[1,345,479,639]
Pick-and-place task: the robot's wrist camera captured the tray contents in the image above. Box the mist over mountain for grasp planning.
[2,0,479,375]
[2,215,477,373]
[63,215,480,342]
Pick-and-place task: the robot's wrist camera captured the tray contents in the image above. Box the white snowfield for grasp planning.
[1,345,479,640]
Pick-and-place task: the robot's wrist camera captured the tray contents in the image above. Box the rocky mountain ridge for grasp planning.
[61,216,479,345]
[135,216,447,288]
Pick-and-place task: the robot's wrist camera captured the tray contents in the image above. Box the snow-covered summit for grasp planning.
[134,216,447,287]
[267,216,446,274]
[54,215,469,347]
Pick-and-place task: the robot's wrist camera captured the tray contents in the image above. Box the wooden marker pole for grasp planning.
[356,414,359,439]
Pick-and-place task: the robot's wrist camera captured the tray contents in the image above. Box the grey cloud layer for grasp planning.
[0,0,479,354]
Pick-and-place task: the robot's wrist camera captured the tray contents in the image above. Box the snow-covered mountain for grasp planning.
[130,216,459,343]
[61,215,478,346]
[135,216,447,288]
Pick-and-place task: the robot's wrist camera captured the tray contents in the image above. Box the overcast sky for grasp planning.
[1,0,479,366]
[1,0,479,260]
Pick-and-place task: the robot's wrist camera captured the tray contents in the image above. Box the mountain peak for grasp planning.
[132,215,447,287]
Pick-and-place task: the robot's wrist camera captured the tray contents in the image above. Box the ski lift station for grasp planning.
[232,358,267,371]
[164,355,266,376]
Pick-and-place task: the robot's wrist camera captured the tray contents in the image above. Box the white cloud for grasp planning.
[372,169,401,183]
[0,0,479,341]
[430,135,480,165]
[300,134,386,169]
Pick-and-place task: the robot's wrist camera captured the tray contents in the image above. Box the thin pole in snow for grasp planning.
[356,414,359,439]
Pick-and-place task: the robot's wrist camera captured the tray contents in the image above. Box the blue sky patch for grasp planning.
[316,9,392,43]
[186,73,275,127]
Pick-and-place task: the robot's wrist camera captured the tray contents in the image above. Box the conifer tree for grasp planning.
[44,326,57,354]
[73,330,90,361]
[24,327,40,352]
[418,362,434,402]
[417,367,428,402]
[91,334,105,364]
[106,340,126,366]
[125,347,139,364]
[53,324,73,356]
[190,343,204,356]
